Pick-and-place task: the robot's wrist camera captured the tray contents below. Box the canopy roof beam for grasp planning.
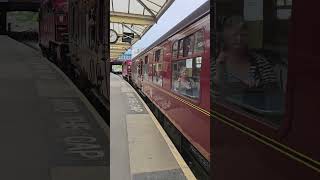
[110,12,154,25]
[110,42,132,48]
[137,0,156,19]
[110,49,129,53]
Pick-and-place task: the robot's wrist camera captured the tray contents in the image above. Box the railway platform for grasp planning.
[110,73,196,180]
[0,35,109,180]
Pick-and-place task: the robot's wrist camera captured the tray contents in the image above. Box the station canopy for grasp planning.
[110,0,174,60]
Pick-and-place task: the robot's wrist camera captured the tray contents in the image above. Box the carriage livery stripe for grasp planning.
[211,111,320,173]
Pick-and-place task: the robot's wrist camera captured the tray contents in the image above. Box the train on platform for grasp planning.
[110,60,123,74]
[211,0,320,180]
[39,0,109,122]
[122,59,132,82]
[128,1,210,179]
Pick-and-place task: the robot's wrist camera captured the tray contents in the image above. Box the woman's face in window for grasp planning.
[181,69,188,78]
[223,23,249,52]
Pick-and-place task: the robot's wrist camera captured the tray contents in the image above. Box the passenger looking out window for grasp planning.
[172,58,201,99]
[177,67,195,93]
[213,16,277,90]
[213,1,291,125]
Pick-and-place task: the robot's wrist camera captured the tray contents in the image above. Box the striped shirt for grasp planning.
[211,51,277,95]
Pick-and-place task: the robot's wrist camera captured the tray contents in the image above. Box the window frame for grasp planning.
[172,41,179,59]
[170,29,206,103]
[172,29,205,60]
[193,29,205,55]
[171,57,202,102]
[143,55,149,81]
[213,0,292,133]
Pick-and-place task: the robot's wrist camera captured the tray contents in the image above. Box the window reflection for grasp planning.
[172,57,201,99]
[214,0,291,125]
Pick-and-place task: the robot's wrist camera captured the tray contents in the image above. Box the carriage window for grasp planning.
[214,0,291,126]
[172,57,201,99]
[153,63,163,86]
[143,56,149,80]
[172,41,178,58]
[178,39,184,58]
[183,35,194,57]
[155,49,163,62]
[194,30,204,53]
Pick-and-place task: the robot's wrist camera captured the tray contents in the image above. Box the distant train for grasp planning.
[122,59,132,81]
[129,1,210,179]
[110,60,123,74]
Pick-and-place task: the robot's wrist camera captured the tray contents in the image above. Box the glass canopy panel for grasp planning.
[110,0,174,60]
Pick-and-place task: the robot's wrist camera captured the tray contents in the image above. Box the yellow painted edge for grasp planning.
[121,76,197,180]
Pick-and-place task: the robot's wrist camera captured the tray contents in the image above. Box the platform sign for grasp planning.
[118,49,132,60]
[122,32,134,43]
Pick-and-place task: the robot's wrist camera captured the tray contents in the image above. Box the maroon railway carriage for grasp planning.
[131,1,210,178]
[68,0,108,97]
[39,0,69,66]
[68,0,109,119]
[122,59,132,81]
[212,0,320,179]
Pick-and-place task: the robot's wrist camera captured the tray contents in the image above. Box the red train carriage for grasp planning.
[68,0,109,119]
[39,0,69,66]
[212,0,320,179]
[122,59,132,81]
[131,1,210,178]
